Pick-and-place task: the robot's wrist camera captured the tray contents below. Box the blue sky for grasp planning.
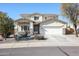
[0,3,67,22]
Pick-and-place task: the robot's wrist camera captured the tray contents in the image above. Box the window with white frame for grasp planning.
[21,25,29,31]
[34,16,39,20]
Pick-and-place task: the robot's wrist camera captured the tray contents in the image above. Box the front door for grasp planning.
[33,24,40,34]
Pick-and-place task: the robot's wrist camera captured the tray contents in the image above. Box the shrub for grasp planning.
[65,28,74,34]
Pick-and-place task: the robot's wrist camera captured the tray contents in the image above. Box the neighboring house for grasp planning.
[14,13,67,37]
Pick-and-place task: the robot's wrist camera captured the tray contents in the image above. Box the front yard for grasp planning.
[0,35,79,49]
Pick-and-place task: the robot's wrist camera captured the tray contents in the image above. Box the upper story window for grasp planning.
[34,16,39,20]
[45,17,47,20]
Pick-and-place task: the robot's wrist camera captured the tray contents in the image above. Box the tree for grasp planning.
[61,3,79,37]
[0,11,14,39]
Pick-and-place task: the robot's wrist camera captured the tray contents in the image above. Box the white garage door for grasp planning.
[44,27,63,36]
[40,20,65,37]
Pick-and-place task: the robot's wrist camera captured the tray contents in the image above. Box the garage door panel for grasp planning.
[44,27,63,35]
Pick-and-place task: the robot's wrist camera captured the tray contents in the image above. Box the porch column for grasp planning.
[14,22,19,35]
[30,22,33,35]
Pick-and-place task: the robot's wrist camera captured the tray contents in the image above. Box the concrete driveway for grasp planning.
[47,35,79,43]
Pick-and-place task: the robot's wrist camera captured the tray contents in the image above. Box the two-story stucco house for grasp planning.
[14,13,66,37]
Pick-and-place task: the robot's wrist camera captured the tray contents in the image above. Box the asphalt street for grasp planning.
[0,46,79,56]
